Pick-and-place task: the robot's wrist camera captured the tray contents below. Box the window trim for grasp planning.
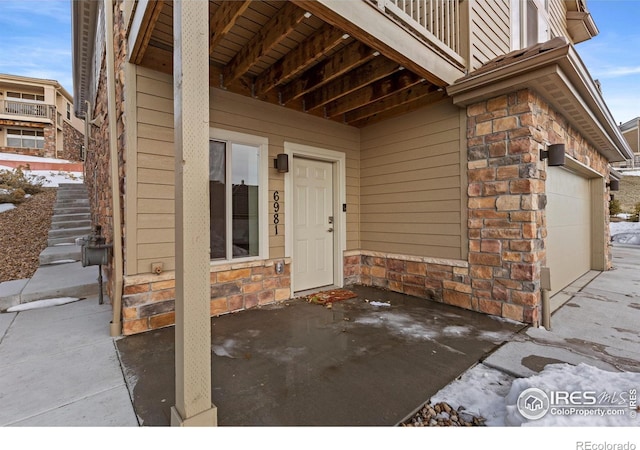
[209,128,269,265]
[510,0,550,50]
[6,127,45,149]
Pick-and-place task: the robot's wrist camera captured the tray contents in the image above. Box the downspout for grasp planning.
[104,0,123,337]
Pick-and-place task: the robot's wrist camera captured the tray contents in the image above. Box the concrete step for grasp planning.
[48,235,87,246]
[55,199,89,206]
[50,219,92,230]
[54,206,90,215]
[51,213,91,223]
[39,245,82,265]
[0,278,29,311]
[49,226,92,239]
[56,194,88,201]
[18,262,100,304]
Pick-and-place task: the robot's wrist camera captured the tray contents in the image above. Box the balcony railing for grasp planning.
[0,100,53,120]
[370,0,465,67]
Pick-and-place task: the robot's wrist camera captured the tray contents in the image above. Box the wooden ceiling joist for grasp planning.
[254,23,348,97]
[279,40,377,105]
[345,82,442,125]
[221,2,308,87]
[209,0,251,55]
[324,69,425,118]
[303,56,400,112]
[130,0,165,65]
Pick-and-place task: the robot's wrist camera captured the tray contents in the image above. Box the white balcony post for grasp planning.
[170,0,216,427]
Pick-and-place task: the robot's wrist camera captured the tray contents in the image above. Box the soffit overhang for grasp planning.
[447,39,632,163]
[72,0,99,119]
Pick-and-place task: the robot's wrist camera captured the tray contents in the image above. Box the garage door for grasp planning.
[546,167,592,296]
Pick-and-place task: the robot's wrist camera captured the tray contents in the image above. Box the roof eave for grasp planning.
[447,42,632,163]
[72,0,99,119]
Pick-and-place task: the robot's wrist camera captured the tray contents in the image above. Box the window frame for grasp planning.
[510,0,550,50]
[6,127,45,149]
[208,128,269,265]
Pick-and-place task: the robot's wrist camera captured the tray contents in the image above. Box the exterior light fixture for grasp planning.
[607,179,619,191]
[540,144,565,166]
[274,153,289,173]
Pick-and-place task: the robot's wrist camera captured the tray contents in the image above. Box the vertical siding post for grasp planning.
[170,0,217,427]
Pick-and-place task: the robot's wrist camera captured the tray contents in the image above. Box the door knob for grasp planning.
[328,228,334,233]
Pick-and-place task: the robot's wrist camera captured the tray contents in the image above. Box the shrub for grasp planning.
[609,198,622,216]
[0,165,46,195]
[0,185,26,204]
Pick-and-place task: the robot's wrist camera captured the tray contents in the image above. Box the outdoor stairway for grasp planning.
[0,183,100,310]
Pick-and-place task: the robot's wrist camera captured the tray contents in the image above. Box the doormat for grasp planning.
[303,289,358,305]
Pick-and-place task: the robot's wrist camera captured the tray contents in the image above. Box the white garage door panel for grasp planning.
[546,167,591,295]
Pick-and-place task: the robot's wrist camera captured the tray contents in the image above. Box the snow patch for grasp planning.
[0,152,74,164]
[369,301,391,307]
[7,297,81,312]
[48,259,78,264]
[0,203,16,213]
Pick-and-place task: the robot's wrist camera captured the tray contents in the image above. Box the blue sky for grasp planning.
[0,0,638,123]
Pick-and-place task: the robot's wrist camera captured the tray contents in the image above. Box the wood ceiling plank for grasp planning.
[131,1,165,65]
[221,2,307,87]
[209,0,252,55]
[303,57,400,111]
[254,23,347,96]
[325,69,424,118]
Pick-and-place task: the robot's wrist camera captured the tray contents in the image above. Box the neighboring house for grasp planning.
[614,117,640,168]
[71,0,631,336]
[0,74,85,161]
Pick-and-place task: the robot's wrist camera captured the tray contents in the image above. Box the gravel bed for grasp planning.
[401,401,486,427]
[0,188,56,282]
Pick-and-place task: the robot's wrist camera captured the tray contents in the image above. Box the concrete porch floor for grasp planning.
[116,285,525,426]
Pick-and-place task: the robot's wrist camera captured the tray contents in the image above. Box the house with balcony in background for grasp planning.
[0,74,85,161]
[613,117,640,169]
[72,0,631,425]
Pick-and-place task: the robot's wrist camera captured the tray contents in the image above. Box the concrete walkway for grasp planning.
[0,183,98,311]
[0,245,638,426]
[0,295,137,426]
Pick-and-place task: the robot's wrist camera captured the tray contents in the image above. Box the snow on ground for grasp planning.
[0,154,84,213]
[0,203,16,213]
[431,362,640,426]
[0,152,75,164]
[6,297,81,312]
[610,221,640,234]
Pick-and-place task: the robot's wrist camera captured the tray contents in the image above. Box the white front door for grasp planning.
[293,157,334,291]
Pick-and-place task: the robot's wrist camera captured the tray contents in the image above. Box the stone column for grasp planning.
[466,90,545,325]
[170,0,216,426]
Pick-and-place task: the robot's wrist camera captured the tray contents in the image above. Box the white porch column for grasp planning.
[170,0,216,427]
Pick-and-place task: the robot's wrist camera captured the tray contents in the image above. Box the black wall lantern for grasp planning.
[274,153,289,173]
[607,179,620,191]
[540,144,565,166]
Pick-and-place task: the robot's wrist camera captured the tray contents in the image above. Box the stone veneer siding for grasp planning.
[466,88,610,324]
[0,120,53,158]
[346,88,612,326]
[121,259,292,335]
[61,121,85,161]
[85,0,128,299]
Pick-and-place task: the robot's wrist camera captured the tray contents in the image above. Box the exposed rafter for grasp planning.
[209,0,251,55]
[346,83,444,126]
[130,0,165,65]
[324,69,424,118]
[221,2,307,87]
[303,57,400,111]
[279,41,377,105]
[254,23,348,97]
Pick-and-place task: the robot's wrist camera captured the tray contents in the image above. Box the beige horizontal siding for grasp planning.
[360,99,464,260]
[548,0,567,40]
[132,67,359,275]
[471,0,511,69]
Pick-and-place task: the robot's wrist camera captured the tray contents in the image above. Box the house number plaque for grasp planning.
[273,191,280,235]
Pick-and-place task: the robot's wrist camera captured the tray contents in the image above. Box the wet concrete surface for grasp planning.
[116,285,524,426]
